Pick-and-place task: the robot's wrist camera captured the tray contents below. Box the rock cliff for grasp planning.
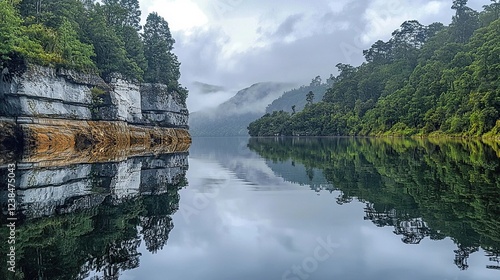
[0,64,190,162]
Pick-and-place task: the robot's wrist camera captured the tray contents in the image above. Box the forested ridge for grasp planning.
[249,0,500,139]
[264,76,330,114]
[0,0,187,99]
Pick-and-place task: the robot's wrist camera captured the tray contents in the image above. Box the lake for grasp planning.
[1,137,500,280]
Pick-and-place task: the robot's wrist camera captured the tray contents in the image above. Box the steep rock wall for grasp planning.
[0,64,189,128]
[0,64,191,161]
[95,73,143,123]
[0,65,102,119]
[140,83,189,127]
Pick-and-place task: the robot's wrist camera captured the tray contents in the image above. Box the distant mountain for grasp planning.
[265,83,329,114]
[190,81,226,94]
[189,82,295,136]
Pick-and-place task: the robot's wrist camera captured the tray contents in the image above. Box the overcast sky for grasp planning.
[137,0,489,112]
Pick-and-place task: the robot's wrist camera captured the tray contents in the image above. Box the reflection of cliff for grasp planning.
[248,137,500,271]
[0,153,188,279]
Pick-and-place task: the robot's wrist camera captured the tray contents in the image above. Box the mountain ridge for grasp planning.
[189,82,295,136]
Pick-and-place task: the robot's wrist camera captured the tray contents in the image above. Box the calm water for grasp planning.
[1,137,500,279]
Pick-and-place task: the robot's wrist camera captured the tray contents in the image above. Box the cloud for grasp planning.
[143,0,208,31]
[271,13,305,38]
[137,0,492,113]
[360,0,450,43]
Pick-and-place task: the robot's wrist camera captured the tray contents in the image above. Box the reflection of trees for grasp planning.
[140,188,180,253]
[141,216,174,253]
[364,204,399,227]
[0,181,184,279]
[454,245,479,271]
[248,137,500,270]
[394,218,431,245]
[364,203,432,244]
[336,192,354,205]
[486,249,500,270]
[96,238,142,280]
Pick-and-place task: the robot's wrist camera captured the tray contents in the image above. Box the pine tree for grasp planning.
[143,12,180,88]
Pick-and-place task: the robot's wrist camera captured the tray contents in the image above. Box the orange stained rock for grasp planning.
[1,119,191,167]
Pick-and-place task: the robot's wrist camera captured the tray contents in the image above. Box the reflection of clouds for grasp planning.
[189,137,296,188]
[122,138,499,280]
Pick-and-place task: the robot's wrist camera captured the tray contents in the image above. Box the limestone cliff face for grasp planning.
[140,83,189,127]
[0,64,190,163]
[0,65,100,120]
[94,73,143,123]
[0,64,189,128]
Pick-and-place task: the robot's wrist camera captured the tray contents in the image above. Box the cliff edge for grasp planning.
[0,64,191,165]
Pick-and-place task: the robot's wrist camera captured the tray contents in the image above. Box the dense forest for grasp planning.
[248,0,500,138]
[0,0,187,99]
[264,76,330,114]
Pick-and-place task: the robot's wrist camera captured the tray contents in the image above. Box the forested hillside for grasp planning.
[189,82,293,136]
[0,0,187,99]
[265,76,330,114]
[249,1,500,138]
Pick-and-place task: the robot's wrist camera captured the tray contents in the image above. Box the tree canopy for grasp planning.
[0,0,187,99]
[249,1,499,139]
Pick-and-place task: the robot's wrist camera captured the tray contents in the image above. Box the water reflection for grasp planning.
[0,153,188,279]
[248,137,500,272]
[1,136,500,279]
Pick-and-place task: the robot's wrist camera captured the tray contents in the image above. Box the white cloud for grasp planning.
[361,0,449,44]
[136,0,492,112]
[145,0,209,32]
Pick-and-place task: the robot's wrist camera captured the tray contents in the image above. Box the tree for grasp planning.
[306,91,314,105]
[310,75,322,86]
[0,0,25,61]
[19,0,87,28]
[121,25,146,76]
[334,63,356,80]
[0,0,49,65]
[102,0,141,31]
[82,4,141,79]
[480,0,500,25]
[120,0,141,31]
[391,20,427,49]
[363,40,392,63]
[56,19,96,70]
[143,12,180,88]
[450,0,480,43]
[102,0,125,27]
